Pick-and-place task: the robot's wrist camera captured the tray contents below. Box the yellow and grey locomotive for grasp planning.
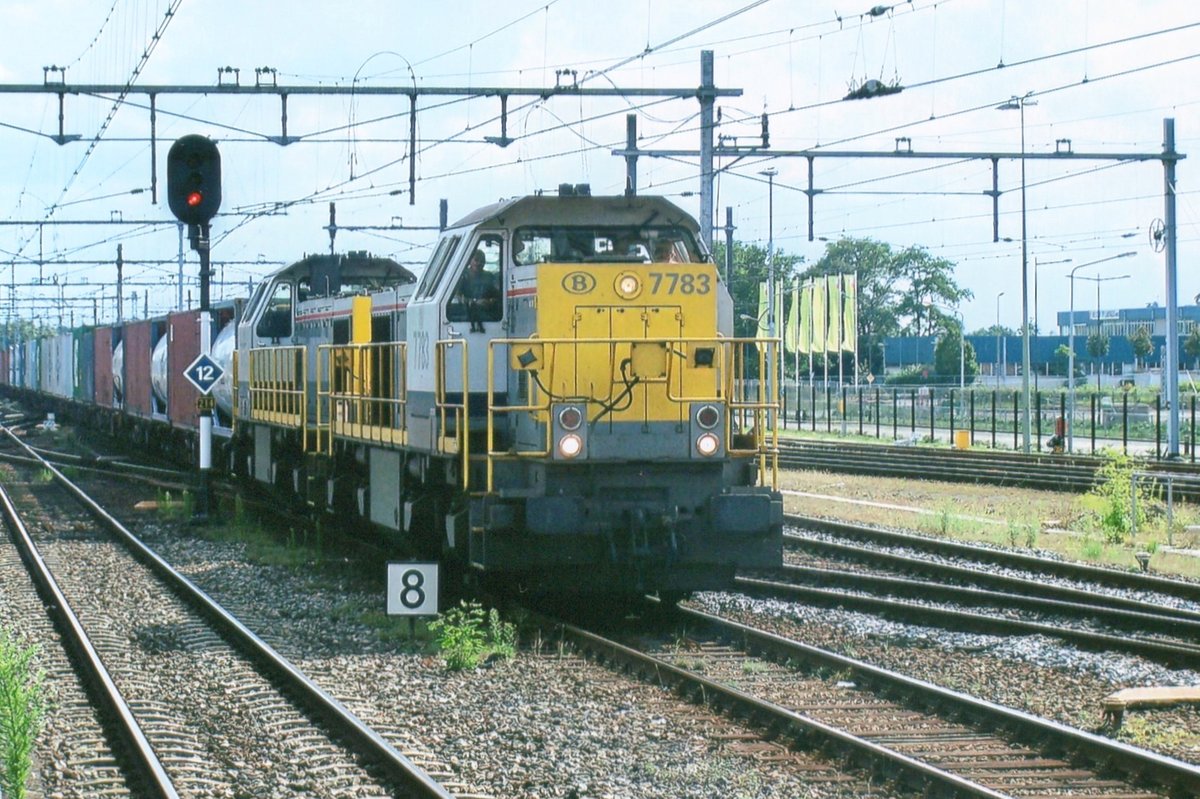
[231,189,782,594]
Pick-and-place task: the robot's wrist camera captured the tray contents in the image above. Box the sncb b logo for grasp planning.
[562,271,597,294]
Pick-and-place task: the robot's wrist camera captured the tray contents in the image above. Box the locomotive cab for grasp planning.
[232,251,416,487]
[441,193,780,593]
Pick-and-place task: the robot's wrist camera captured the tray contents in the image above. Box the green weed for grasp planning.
[428,601,516,670]
[0,628,47,799]
[1007,518,1038,548]
[938,504,954,536]
[1086,450,1150,544]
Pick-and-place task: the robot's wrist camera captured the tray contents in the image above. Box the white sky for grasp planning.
[0,0,1195,333]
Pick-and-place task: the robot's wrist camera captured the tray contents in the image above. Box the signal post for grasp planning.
[167,135,222,520]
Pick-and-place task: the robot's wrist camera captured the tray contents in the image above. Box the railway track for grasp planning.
[0,427,458,798]
[766,516,1200,667]
[555,601,1200,798]
[739,569,1200,667]
[787,514,1200,603]
[778,438,1200,499]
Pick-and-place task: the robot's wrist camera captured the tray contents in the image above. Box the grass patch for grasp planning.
[0,627,48,799]
[915,504,987,541]
[197,513,322,569]
[1117,714,1196,751]
[780,467,1200,581]
[154,489,192,522]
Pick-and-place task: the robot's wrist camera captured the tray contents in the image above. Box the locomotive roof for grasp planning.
[448,194,701,233]
[266,251,417,296]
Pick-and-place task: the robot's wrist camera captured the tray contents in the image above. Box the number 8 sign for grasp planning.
[386,562,439,616]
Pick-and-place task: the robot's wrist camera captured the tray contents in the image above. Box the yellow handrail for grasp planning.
[484,335,779,492]
[317,342,408,453]
[246,346,307,446]
[434,339,470,491]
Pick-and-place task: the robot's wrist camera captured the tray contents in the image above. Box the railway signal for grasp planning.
[166,135,221,225]
[167,134,221,522]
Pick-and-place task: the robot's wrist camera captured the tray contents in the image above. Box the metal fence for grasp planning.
[779,381,1199,459]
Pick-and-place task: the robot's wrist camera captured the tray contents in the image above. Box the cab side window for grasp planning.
[256,281,293,339]
[448,235,503,327]
[415,235,461,300]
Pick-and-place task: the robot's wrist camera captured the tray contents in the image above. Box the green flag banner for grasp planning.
[785,282,799,352]
[798,281,813,354]
[757,281,769,337]
[811,277,827,351]
[841,273,857,352]
[825,274,841,353]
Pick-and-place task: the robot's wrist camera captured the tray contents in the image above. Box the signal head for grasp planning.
[167,135,221,225]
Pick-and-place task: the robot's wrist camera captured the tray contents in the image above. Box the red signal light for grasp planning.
[186,190,204,208]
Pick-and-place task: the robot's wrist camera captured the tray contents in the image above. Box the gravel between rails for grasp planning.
[9,459,897,799]
[126,526,896,798]
[8,469,402,798]
[17,418,1198,795]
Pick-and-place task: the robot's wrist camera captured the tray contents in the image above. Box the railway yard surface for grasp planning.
[3,417,1200,797]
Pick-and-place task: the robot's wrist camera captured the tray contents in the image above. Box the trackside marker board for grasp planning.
[386,562,439,616]
[184,353,224,395]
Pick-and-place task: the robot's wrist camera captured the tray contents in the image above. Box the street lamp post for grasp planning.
[995,291,1005,388]
[998,92,1036,453]
[1067,252,1136,452]
[957,309,964,395]
[760,167,779,417]
[760,168,778,342]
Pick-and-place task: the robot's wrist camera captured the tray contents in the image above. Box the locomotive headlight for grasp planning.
[695,404,720,430]
[614,271,641,299]
[696,432,720,457]
[558,406,583,431]
[557,433,584,459]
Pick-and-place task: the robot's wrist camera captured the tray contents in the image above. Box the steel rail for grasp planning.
[770,562,1200,639]
[779,449,1099,492]
[0,479,178,798]
[782,438,1200,472]
[737,574,1200,667]
[789,515,1200,602]
[0,427,455,799]
[778,439,1200,499]
[677,604,1200,797]
[554,616,1011,799]
[784,532,1200,624]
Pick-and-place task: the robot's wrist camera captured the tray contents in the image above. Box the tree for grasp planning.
[932,323,978,384]
[1052,344,1071,377]
[1185,327,1200,370]
[971,324,1015,337]
[1129,325,1153,370]
[810,237,970,375]
[1087,331,1110,390]
[711,241,804,339]
[711,240,804,375]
